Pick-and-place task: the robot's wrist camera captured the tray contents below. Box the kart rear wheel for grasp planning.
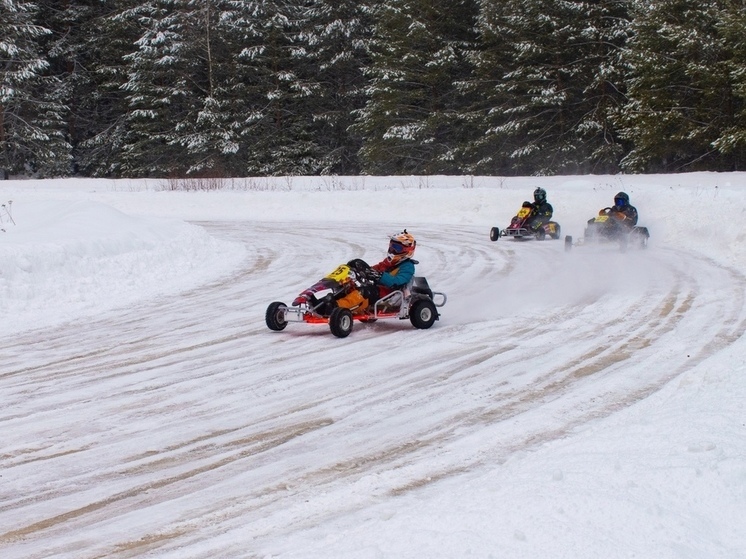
[266,301,288,331]
[619,235,628,253]
[632,227,649,249]
[564,235,573,252]
[329,307,354,338]
[550,224,561,240]
[489,227,500,241]
[410,299,437,329]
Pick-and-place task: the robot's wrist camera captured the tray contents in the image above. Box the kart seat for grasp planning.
[411,276,433,298]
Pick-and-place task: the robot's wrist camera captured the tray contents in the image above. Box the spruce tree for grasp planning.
[619,0,745,172]
[117,0,205,177]
[466,0,630,176]
[169,0,265,177]
[236,0,323,176]
[117,0,335,177]
[1,0,70,176]
[293,0,373,175]
[35,0,139,177]
[352,0,479,175]
[714,0,746,168]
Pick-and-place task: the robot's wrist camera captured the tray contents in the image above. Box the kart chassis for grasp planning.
[267,276,447,338]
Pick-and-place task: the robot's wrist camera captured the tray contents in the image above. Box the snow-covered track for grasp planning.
[1,222,744,558]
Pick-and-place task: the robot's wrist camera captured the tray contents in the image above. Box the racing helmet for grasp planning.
[534,187,547,205]
[614,191,630,207]
[387,230,416,264]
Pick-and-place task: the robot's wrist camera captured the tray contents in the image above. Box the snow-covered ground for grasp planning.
[0,173,744,558]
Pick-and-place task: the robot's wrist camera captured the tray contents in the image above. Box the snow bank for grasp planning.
[0,199,245,335]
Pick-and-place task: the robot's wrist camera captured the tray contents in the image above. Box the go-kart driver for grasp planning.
[608,191,638,227]
[527,187,554,232]
[336,230,417,313]
[585,191,639,236]
[372,230,417,297]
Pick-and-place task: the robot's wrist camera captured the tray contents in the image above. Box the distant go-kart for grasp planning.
[265,259,447,338]
[490,202,561,241]
[564,207,650,252]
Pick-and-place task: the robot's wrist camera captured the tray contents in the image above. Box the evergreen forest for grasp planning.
[2,0,745,178]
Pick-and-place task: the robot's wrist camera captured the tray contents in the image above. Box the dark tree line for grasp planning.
[1,0,745,178]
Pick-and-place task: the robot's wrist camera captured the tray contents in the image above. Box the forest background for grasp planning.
[2,0,746,179]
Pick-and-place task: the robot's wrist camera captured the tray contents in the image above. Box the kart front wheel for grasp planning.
[410,299,437,329]
[489,227,500,241]
[329,307,354,338]
[266,301,288,331]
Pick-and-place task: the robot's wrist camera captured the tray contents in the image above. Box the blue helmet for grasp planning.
[614,192,630,207]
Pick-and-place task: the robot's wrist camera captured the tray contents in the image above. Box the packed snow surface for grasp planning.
[1,173,745,558]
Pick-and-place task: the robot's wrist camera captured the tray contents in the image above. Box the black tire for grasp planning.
[535,227,546,241]
[489,227,500,241]
[409,299,437,329]
[632,227,649,249]
[266,301,288,331]
[564,235,573,252]
[329,307,354,338]
[550,224,561,240]
[619,235,628,253]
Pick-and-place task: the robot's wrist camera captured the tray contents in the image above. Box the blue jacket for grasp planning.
[379,259,415,288]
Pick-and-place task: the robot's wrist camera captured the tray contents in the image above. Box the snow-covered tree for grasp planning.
[464,0,630,176]
[33,0,138,177]
[118,0,338,177]
[619,0,746,172]
[714,0,746,167]
[352,0,480,175]
[291,0,374,174]
[0,0,70,176]
[234,0,324,176]
[116,0,204,176]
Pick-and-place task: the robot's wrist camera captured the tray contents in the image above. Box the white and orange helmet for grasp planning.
[387,230,416,264]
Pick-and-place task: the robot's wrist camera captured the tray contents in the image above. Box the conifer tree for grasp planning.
[619,0,745,172]
[293,0,374,174]
[117,0,332,177]
[117,0,205,177]
[1,0,70,176]
[35,0,138,176]
[713,0,746,168]
[236,0,323,176]
[466,0,630,175]
[352,0,479,175]
[169,0,266,177]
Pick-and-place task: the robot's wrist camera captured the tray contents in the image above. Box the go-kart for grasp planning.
[265,259,447,338]
[490,202,561,241]
[564,208,649,252]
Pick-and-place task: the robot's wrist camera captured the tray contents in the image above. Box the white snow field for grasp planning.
[0,173,745,559]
